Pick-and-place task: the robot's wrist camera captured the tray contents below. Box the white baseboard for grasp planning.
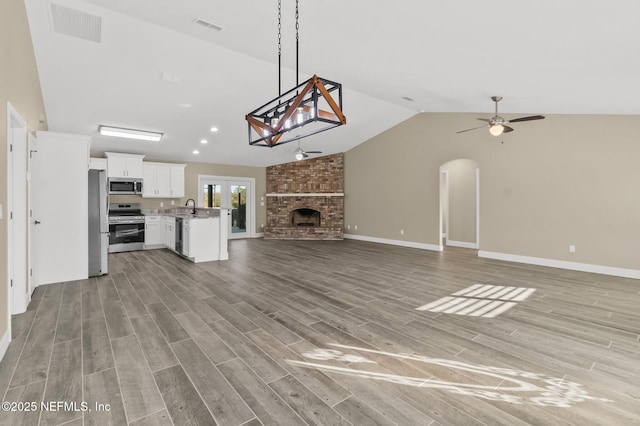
[253,232,264,238]
[446,240,478,249]
[479,250,640,280]
[0,327,11,362]
[344,234,442,252]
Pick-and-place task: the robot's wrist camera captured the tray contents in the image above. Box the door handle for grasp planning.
[34,220,41,225]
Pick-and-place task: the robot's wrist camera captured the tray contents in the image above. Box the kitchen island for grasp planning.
[143,207,229,262]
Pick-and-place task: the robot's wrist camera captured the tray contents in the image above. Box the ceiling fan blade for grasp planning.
[477,118,491,123]
[456,124,489,134]
[304,151,322,154]
[502,125,514,133]
[507,115,545,123]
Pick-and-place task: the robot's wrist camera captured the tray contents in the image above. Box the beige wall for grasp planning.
[108,159,267,234]
[442,159,477,244]
[0,0,48,340]
[345,112,640,271]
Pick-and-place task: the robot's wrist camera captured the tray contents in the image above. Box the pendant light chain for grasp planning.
[295,0,300,86]
[278,0,282,96]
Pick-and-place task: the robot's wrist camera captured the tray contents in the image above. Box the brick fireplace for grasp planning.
[264,153,344,240]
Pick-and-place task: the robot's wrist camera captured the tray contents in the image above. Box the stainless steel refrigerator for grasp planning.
[88,169,109,276]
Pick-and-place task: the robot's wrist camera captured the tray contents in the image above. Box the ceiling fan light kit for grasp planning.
[457,96,544,136]
[489,124,504,136]
[294,139,322,161]
[245,0,346,149]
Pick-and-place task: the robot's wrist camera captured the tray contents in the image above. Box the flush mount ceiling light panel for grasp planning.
[457,96,545,136]
[99,125,163,142]
[245,0,346,148]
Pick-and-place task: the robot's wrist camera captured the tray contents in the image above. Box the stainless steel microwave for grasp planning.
[108,178,143,195]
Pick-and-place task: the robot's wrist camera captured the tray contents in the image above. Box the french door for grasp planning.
[199,176,254,239]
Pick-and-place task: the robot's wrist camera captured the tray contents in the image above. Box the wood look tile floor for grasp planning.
[1,239,639,425]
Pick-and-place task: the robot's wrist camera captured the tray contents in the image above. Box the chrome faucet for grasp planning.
[185,198,196,214]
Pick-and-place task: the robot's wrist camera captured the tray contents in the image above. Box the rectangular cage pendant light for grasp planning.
[245,75,346,147]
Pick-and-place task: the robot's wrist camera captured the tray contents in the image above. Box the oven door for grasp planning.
[109,222,145,252]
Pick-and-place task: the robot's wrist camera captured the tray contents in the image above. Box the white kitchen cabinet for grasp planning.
[182,220,190,257]
[144,215,164,248]
[142,162,185,198]
[183,217,229,263]
[164,216,176,250]
[89,157,107,170]
[105,152,145,178]
[169,165,185,198]
[153,212,228,262]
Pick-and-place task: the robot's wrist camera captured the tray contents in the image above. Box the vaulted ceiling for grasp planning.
[24,0,640,166]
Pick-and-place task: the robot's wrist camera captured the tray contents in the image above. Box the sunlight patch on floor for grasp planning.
[416,284,536,318]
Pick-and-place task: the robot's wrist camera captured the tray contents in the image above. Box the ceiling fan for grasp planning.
[294,139,322,161]
[457,96,545,136]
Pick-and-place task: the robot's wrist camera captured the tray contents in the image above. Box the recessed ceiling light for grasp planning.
[200,139,208,144]
[192,150,200,154]
[99,125,162,142]
[179,103,192,108]
[210,127,219,132]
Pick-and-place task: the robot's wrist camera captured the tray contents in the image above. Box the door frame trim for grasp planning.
[7,102,30,321]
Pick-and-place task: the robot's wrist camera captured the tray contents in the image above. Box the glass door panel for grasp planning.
[230,184,247,235]
[202,183,222,208]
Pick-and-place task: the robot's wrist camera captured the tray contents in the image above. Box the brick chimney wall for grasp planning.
[265,153,344,240]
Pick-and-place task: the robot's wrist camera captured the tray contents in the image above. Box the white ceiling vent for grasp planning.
[192,18,224,32]
[50,3,102,43]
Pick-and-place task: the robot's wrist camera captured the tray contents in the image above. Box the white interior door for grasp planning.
[199,176,254,239]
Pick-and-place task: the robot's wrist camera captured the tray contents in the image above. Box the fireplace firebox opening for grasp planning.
[291,208,321,227]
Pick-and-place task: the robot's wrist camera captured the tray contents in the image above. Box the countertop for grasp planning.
[143,207,222,220]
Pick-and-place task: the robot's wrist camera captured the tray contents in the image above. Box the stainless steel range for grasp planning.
[108,203,145,253]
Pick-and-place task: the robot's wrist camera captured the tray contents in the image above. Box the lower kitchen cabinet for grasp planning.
[142,213,228,262]
[143,215,164,249]
[183,218,221,263]
[164,216,176,250]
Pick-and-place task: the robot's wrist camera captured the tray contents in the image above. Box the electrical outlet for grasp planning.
[347,225,351,230]
[261,224,264,229]
[0,203,3,220]
[569,245,576,253]
[160,202,164,208]
[400,229,404,235]
[354,225,358,230]
[171,200,175,205]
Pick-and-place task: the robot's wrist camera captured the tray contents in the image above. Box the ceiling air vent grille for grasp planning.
[192,18,224,32]
[50,3,102,43]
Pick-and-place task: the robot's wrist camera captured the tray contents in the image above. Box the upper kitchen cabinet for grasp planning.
[143,162,186,198]
[105,152,145,178]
